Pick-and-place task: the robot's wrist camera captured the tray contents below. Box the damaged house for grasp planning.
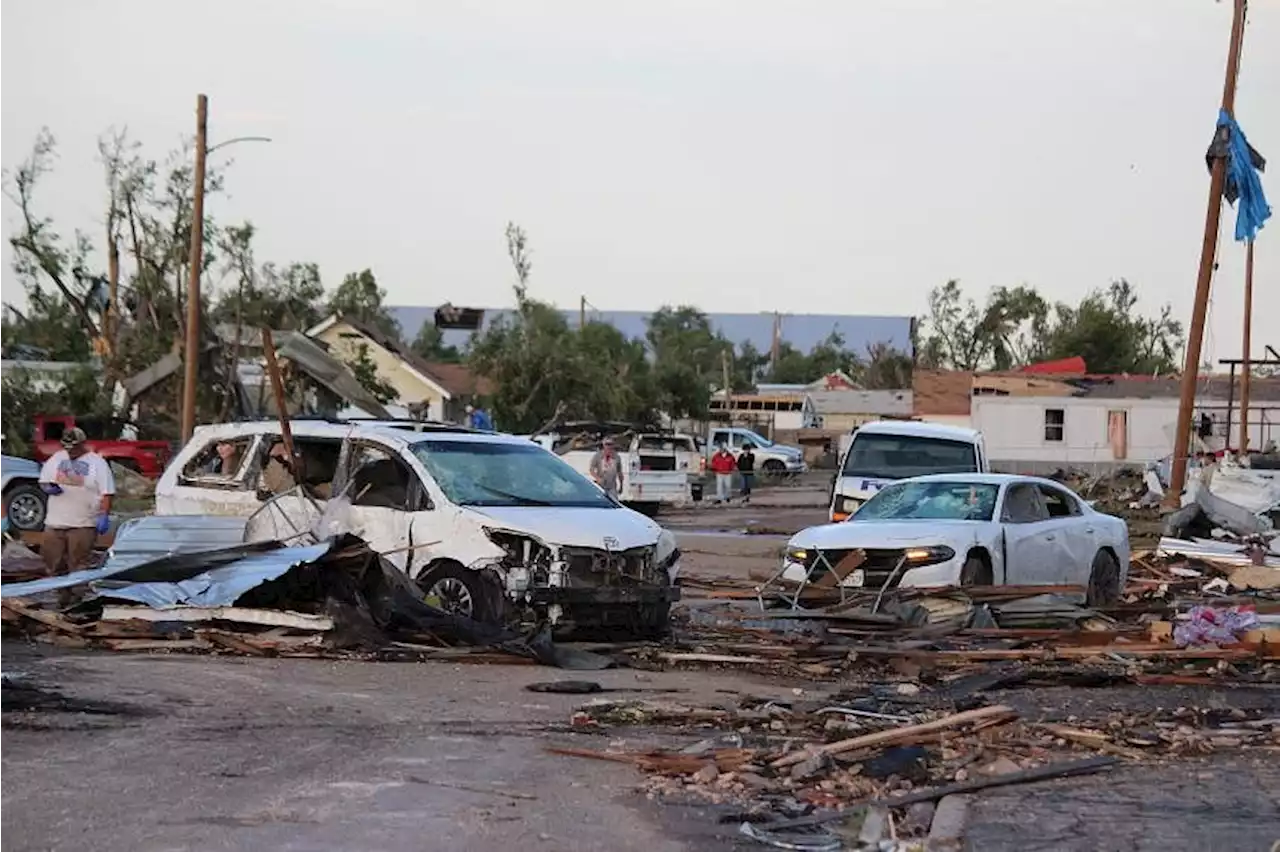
[306,315,492,422]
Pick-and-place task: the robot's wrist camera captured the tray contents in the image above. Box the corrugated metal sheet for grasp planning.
[1158,537,1280,568]
[105,515,251,573]
[98,540,334,608]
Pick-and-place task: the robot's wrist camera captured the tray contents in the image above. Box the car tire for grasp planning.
[417,562,504,624]
[762,459,786,476]
[5,482,47,532]
[958,553,993,586]
[1086,549,1122,608]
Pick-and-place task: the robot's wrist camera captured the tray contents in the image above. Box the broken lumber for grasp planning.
[878,756,1118,808]
[659,652,770,666]
[99,605,334,632]
[1037,724,1146,760]
[772,705,1017,769]
[2,600,85,633]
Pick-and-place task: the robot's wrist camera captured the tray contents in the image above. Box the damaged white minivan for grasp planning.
[155,420,681,635]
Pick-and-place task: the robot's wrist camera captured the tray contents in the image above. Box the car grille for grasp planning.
[812,548,907,590]
[561,545,660,587]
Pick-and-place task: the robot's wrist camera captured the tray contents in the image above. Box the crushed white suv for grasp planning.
[155,420,681,635]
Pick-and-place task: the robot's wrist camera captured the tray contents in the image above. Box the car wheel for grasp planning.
[418,563,502,623]
[958,553,993,586]
[5,483,47,532]
[1086,549,1122,607]
[762,459,786,476]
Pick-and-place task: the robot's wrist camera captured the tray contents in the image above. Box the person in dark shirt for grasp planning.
[736,445,756,504]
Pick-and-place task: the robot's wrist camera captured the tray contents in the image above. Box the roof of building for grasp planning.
[308,315,494,398]
[809,389,912,416]
[389,306,914,356]
[1018,356,1087,375]
[855,420,982,442]
[1071,375,1280,402]
[913,369,974,416]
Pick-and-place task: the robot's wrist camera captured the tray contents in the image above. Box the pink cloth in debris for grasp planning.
[1173,605,1259,648]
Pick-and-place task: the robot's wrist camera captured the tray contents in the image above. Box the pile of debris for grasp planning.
[1,528,611,670]
[550,682,1277,848]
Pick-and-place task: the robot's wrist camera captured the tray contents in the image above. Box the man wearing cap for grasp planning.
[38,428,115,579]
[589,437,625,500]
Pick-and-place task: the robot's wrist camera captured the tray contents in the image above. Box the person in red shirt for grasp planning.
[710,444,737,504]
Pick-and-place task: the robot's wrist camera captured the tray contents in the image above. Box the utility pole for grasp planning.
[770,312,782,375]
[180,94,209,443]
[721,348,733,418]
[1238,239,1255,453]
[580,295,587,329]
[1167,0,1247,501]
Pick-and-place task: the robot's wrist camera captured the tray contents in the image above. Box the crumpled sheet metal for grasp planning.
[96,541,334,608]
[1158,536,1280,568]
[106,515,252,573]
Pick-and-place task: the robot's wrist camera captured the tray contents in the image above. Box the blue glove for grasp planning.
[95,514,110,535]
[41,483,63,495]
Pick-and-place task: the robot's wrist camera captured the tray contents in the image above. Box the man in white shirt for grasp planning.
[38,427,115,578]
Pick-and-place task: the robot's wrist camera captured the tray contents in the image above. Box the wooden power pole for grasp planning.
[180,93,209,443]
[580,295,587,329]
[1167,0,1247,500]
[1238,239,1255,453]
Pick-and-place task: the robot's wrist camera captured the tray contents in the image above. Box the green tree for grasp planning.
[469,223,660,431]
[346,342,399,405]
[1,365,114,454]
[645,305,732,418]
[1040,280,1182,374]
[212,224,324,331]
[327,269,401,340]
[411,322,462,363]
[918,278,1181,374]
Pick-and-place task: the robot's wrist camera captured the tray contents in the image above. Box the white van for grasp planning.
[156,420,681,634]
[829,421,988,521]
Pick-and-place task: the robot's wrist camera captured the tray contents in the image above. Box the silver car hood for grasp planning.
[791,519,996,550]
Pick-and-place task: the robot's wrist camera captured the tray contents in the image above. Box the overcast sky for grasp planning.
[2,0,1276,362]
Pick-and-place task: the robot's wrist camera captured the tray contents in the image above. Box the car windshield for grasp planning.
[842,433,978,480]
[852,480,999,522]
[410,439,617,508]
[745,431,773,447]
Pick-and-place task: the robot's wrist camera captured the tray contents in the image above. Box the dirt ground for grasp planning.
[4,480,1278,851]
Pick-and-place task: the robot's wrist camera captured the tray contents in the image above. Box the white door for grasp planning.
[1035,483,1095,585]
[335,440,426,571]
[999,482,1060,585]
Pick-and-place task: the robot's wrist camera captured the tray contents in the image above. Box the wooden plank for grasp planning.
[659,652,770,666]
[99,605,333,632]
[772,705,1017,769]
[2,600,85,634]
[100,638,211,652]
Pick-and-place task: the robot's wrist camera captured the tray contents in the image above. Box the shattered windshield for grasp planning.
[410,439,617,508]
[852,481,998,522]
[842,433,979,480]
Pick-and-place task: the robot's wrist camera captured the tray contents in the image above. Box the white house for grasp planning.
[972,376,1280,473]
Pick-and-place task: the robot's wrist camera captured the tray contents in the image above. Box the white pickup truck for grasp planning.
[707,426,807,475]
[529,424,692,516]
[830,421,989,521]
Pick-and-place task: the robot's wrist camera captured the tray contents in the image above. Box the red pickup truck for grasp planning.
[31,415,173,479]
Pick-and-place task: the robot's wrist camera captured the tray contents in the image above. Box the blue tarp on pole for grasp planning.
[1218,109,1271,242]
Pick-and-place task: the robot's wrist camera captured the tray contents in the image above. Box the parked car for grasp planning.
[31,415,173,479]
[829,421,989,521]
[707,426,806,476]
[2,454,47,532]
[155,420,681,635]
[782,473,1128,606]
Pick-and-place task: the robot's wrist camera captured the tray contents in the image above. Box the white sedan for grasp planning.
[782,473,1129,605]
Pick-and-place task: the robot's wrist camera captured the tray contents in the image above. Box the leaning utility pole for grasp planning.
[1167,0,1247,500]
[1238,239,1255,453]
[180,94,209,443]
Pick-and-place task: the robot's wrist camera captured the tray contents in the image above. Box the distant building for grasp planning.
[306,315,492,422]
[389,306,914,357]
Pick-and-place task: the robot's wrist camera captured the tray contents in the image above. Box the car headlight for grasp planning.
[785,546,814,566]
[902,545,956,566]
[839,497,863,515]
